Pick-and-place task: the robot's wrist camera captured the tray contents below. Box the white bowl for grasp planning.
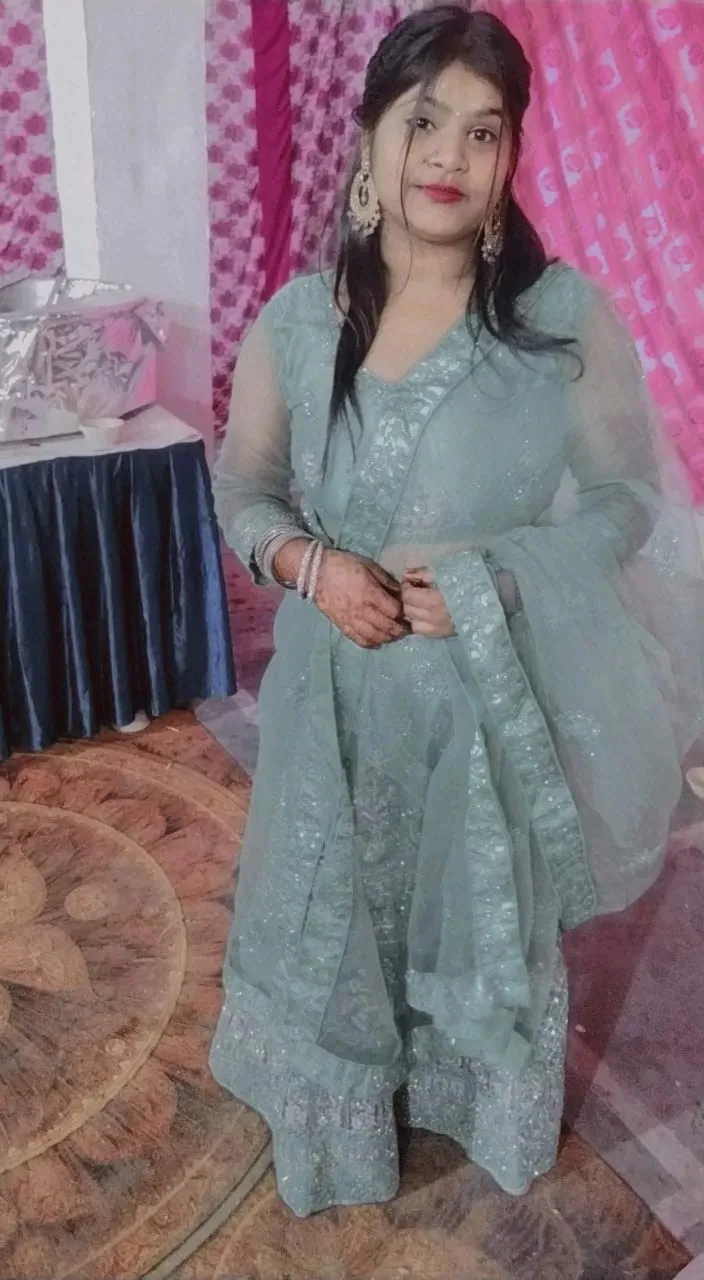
[79,416,124,448]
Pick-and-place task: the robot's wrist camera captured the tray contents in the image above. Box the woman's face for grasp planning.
[369,61,513,249]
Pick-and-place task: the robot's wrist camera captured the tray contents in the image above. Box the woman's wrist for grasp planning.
[272,536,314,587]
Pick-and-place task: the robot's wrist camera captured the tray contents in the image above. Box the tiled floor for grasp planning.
[196,544,704,1278]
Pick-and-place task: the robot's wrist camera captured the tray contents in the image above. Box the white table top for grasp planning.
[0,406,202,471]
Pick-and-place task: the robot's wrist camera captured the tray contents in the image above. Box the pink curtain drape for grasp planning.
[0,0,63,280]
[489,0,704,498]
[206,0,417,429]
[206,0,703,497]
[206,1,267,430]
[287,0,422,274]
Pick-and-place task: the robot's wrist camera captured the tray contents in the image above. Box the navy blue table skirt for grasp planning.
[0,439,236,761]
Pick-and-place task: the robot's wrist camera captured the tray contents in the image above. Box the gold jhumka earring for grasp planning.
[348,140,381,237]
[481,205,505,266]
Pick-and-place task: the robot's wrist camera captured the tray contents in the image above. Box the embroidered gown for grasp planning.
[210,263,704,1217]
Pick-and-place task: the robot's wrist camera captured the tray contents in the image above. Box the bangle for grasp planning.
[296,540,317,598]
[306,541,326,603]
[264,535,299,586]
[256,526,311,586]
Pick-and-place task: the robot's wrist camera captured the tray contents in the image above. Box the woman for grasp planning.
[210,5,704,1217]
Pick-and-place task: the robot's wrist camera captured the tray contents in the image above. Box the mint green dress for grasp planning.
[210,263,703,1217]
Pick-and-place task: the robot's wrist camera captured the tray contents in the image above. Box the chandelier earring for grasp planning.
[349,141,381,238]
[481,205,505,266]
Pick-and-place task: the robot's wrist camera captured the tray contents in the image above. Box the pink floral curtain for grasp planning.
[0,0,63,280]
[206,0,267,430]
[206,0,704,497]
[489,0,704,497]
[287,0,422,274]
[206,0,417,429]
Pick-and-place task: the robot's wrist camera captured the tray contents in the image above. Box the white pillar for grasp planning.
[44,0,213,447]
[43,0,100,279]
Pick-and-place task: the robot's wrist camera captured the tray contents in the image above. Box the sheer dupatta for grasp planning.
[434,284,704,918]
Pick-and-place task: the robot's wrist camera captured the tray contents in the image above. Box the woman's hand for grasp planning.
[401,568,456,638]
[315,550,409,649]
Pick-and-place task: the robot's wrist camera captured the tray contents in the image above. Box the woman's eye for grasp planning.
[410,116,434,132]
[472,128,498,145]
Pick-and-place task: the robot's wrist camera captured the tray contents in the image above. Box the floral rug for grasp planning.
[0,715,267,1279]
[0,713,691,1280]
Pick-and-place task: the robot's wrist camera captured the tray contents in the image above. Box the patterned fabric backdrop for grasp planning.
[206,0,419,429]
[489,0,704,498]
[206,0,704,498]
[287,0,423,274]
[205,0,266,429]
[0,0,63,280]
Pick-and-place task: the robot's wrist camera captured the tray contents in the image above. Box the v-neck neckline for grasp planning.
[323,285,471,390]
[315,261,568,391]
[360,314,469,388]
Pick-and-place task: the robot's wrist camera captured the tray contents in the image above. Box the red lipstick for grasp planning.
[421,185,464,204]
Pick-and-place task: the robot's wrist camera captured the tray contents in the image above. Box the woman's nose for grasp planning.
[429,133,468,174]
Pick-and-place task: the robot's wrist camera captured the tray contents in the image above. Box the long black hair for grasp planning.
[329,4,575,432]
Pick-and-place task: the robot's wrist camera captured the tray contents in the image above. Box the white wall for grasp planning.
[43,0,99,279]
[44,0,213,448]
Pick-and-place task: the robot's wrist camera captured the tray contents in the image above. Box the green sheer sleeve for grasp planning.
[212,301,301,583]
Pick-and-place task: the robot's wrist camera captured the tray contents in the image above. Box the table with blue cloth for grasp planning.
[0,407,236,761]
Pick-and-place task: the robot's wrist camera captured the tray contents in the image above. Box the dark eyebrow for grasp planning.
[417,93,505,122]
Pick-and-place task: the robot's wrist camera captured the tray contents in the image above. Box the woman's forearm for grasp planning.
[272,536,315,588]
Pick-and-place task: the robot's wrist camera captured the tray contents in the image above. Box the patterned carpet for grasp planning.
[0,716,267,1280]
[0,714,691,1280]
[175,1130,689,1280]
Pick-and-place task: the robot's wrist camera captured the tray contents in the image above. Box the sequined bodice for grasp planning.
[278,270,574,570]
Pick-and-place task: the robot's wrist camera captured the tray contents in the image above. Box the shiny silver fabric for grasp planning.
[0,274,167,441]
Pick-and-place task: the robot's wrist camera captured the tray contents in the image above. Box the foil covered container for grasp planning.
[0,274,167,441]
